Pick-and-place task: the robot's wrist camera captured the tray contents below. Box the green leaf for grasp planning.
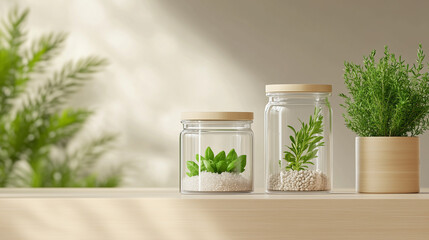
[284,152,294,162]
[226,149,237,161]
[306,150,318,160]
[203,160,215,173]
[196,154,205,162]
[227,160,237,172]
[205,147,214,160]
[216,161,227,173]
[289,136,295,144]
[237,155,247,173]
[288,125,296,135]
[311,136,324,145]
[214,151,226,163]
[190,147,247,174]
[187,161,199,176]
[307,143,317,153]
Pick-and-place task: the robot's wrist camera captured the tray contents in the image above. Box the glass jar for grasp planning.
[265,84,332,193]
[180,112,254,193]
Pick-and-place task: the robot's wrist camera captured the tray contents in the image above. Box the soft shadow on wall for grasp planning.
[2,0,428,188]
[155,0,429,189]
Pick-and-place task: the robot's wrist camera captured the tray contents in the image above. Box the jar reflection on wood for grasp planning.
[265,84,332,193]
[180,112,254,194]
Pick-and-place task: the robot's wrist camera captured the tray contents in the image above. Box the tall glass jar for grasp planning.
[180,112,254,193]
[265,84,332,193]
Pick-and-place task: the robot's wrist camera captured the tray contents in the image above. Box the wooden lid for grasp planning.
[266,84,332,93]
[181,112,254,121]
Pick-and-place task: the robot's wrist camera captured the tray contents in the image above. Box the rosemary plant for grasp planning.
[340,45,429,137]
[282,107,325,171]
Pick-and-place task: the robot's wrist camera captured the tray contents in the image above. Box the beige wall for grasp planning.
[1,0,428,189]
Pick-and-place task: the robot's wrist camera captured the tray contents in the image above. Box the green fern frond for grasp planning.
[30,109,93,158]
[0,7,28,50]
[48,134,117,187]
[0,7,121,187]
[5,160,33,187]
[68,134,117,172]
[11,133,118,187]
[0,50,21,115]
[21,56,108,113]
[24,32,67,73]
[0,10,65,116]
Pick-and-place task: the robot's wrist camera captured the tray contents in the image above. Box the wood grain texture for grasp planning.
[0,189,428,240]
[356,137,420,193]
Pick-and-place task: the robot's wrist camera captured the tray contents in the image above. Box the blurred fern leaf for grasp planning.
[0,7,122,187]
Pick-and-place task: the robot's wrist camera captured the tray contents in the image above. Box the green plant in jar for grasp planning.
[281,107,325,171]
[186,147,246,177]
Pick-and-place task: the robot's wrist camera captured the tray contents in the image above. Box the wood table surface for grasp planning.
[0,188,428,240]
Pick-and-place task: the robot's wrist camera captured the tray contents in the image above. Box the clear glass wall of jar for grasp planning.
[265,84,332,193]
[180,112,254,193]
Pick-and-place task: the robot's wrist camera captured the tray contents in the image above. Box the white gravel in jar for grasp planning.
[268,169,328,191]
[182,172,252,192]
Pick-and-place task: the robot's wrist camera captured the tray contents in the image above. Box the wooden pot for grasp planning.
[356,137,419,193]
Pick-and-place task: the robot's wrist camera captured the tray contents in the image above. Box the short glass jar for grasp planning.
[180,112,254,193]
[265,84,332,193]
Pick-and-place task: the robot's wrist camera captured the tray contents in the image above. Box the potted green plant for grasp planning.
[340,45,429,193]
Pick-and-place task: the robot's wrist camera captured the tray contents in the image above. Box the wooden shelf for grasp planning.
[1,188,428,240]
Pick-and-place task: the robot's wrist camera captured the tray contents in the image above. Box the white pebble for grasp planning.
[182,172,252,192]
[268,169,328,192]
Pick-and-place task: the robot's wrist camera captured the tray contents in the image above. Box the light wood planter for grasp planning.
[356,137,420,193]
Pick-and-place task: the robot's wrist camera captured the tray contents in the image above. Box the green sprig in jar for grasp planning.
[265,84,332,193]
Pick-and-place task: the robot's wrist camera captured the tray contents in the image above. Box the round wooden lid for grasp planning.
[181,112,254,121]
[266,84,332,93]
